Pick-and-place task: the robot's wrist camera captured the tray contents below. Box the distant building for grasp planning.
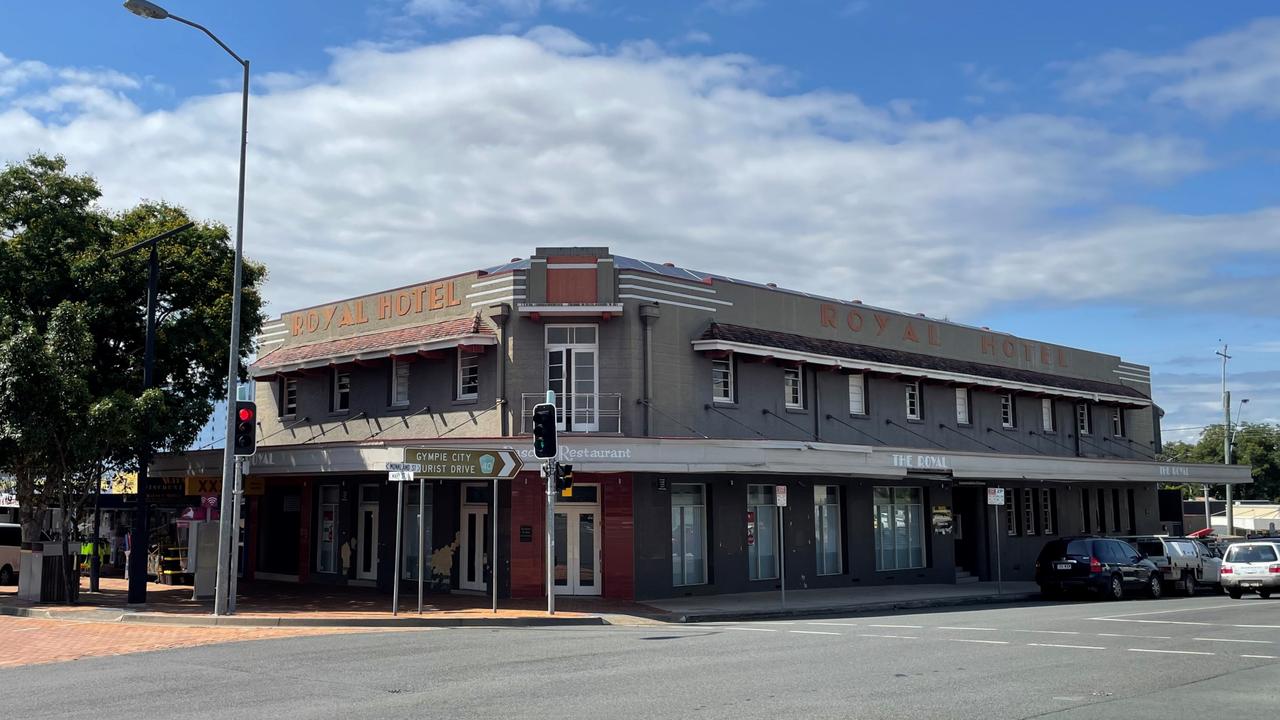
[153,246,1252,600]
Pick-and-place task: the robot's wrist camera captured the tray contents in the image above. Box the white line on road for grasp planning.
[722,627,777,632]
[948,639,1010,645]
[789,630,841,636]
[858,633,918,640]
[936,626,998,631]
[1094,603,1243,619]
[1193,637,1274,644]
[867,624,923,629]
[806,622,860,627]
[1127,648,1215,656]
[1089,618,1214,626]
[1097,633,1172,640]
[1241,655,1279,660]
[1012,630,1080,635]
[1027,643,1105,650]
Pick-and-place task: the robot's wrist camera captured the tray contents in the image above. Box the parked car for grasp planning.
[1220,541,1280,599]
[1118,535,1222,595]
[1035,536,1163,600]
[0,522,20,585]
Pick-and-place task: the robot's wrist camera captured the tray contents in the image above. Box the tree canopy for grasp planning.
[1160,423,1280,501]
[0,153,267,545]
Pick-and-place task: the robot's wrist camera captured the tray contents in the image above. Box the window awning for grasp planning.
[692,322,1151,408]
[251,315,496,378]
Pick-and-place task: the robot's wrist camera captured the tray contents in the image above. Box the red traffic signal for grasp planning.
[233,400,257,457]
[238,407,254,422]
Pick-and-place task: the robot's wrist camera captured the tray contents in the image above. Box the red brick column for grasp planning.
[508,471,545,598]
[601,474,635,600]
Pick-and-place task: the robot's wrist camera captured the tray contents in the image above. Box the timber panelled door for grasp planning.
[553,484,601,596]
[459,484,491,592]
[546,325,599,432]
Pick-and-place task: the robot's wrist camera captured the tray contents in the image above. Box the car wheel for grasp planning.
[1260,590,1272,600]
[1148,574,1163,599]
[0,565,12,585]
[1109,575,1124,601]
[1180,573,1195,596]
[1228,587,1243,599]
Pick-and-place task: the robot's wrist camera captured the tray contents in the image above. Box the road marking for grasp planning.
[936,626,998,631]
[1241,654,1279,660]
[948,638,1010,645]
[1127,648,1215,656]
[1097,633,1172,640]
[1090,618,1214,626]
[867,624,923,629]
[789,630,841,636]
[1012,629,1080,635]
[1193,637,1273,644]
[1095,603,1242,618]
[858,633,918,640]
[806,622,859,627]
[1027,643,1105,650]
[722,627,777,632]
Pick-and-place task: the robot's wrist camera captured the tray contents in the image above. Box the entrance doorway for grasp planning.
[554,485,601,596]
[257,485,301,581]
[952,486,986,581]
[355,485,379,582]
[459,484,491,592]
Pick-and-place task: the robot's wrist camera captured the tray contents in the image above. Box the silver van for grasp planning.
[1221,541,1280,599]
[0,522,20,585]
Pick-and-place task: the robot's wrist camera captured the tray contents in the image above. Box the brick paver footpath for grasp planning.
[0,615,399,668]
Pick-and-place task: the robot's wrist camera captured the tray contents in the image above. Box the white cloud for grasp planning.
[1154,370,1280,443]
[1061,17,1280,117]
[523,25,593,55]
[0,34,1273,334]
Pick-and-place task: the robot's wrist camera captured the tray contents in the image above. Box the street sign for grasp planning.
[987,488,1005,505]
[386,463,423,473]
[403,448,522,479]
[776,485,788,507]
[388,471,414,483]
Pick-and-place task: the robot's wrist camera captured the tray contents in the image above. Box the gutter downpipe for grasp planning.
[639,304,661,436]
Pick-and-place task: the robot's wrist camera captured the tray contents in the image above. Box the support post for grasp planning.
[417,478,424,614]
[392,481,403,616]
[128,242,160,605]
[546,461,555,615]
[994,502,1003,595]
[779,504,786,610]
[90,478,102,593]
[492,478,498,614]
[228,459,243,614]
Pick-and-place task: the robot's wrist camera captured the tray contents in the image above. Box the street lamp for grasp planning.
[123,0,250,615]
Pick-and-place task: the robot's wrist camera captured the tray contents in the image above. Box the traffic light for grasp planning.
[532,402,557,459]
[233,401,257,457]
[555,463,574,492]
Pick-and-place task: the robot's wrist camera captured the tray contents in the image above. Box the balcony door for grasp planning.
[546,325,598,432]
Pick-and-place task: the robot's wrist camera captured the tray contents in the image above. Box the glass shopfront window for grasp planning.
[671,484,706,586]
[814,485,842,575]
[748,484,778,580]
[873,487,924,571]
[401,484,434,581]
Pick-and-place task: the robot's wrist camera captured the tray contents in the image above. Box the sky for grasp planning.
[1,1,1277,448]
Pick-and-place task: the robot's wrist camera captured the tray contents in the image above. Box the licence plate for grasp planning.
[1242,581,1262,587]
[1055,562,1072,570]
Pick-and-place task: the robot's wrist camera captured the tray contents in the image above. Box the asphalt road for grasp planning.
[2,595,1278,719]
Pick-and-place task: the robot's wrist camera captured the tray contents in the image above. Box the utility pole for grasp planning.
[1217,344,1233,536]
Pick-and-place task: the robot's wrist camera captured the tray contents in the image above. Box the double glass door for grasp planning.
[546,325,598,432]
[553,506,600,595]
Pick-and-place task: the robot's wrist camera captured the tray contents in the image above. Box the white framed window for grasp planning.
[280,376,297,417]
[905,381,921,420]
[1111,408,1125,437]
[1000,393,1016,429]
[1076,402,1091,436]
[848,373,866,415]
[814,485,842,576]
[873,487,924,570]
[331,369,350,413]
[1004,489,1018,536]
[671,484,707,586]
[783,367,803,409]
[748,485,779,580]
[546,324,599,432]
[712,356,734,404]
[390,357,410,407]
[1040,489,1055,535]
[1041,398,1055,432]
[1022,488,1037,536]
[955,387,970,425]
[457,352,479,400]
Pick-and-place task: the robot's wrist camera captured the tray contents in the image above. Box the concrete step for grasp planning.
[955,575,980,584]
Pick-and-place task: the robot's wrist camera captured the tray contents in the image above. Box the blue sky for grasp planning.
[1,1,1277,445]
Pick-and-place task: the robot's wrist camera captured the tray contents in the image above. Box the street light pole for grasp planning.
[123,1,251,616]
[1217,344,1233,536]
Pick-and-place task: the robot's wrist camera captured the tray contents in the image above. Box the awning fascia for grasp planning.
[252,333,497,378]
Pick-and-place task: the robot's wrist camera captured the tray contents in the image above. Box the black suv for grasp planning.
[1035,536,1163,600]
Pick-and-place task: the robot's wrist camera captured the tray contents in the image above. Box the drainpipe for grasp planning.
[639,304,661,436]
[812,365,821,442]
[490,303,512,436]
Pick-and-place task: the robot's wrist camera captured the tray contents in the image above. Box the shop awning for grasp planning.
[692,322,1151,407]
[251,314,497,378]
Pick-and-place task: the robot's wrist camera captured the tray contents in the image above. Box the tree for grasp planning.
[0,153,266,600]
[1159,423,1280,502]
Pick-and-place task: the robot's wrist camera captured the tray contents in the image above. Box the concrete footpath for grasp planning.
[1,576,1043,628]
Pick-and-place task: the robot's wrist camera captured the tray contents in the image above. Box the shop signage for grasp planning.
[388,471,414,483]
[932,505,953,535]
[288,279,462,338]
[386,463,423,473]
[746,510,756,546]
[403,448,522,479]
[987,488,1005,505]
[1158,465,1192,477]
[520,526,533,543]
[185,477,222,496]
[890,453,950,470]
[776,485,788,507]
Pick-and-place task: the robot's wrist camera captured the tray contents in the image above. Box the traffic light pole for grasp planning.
[227,458,244,613]
[546,460,556,616]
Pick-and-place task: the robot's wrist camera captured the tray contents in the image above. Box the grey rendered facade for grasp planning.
[155,246,1251,601]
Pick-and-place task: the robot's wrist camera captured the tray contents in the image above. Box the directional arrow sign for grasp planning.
[386,463,423,473]
[402,448,523,480]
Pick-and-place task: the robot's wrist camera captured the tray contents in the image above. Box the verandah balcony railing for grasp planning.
[520,393,622,434]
